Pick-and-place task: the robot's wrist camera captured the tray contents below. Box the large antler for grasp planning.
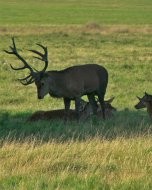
[29,43,48,72]
[4,37,36,85]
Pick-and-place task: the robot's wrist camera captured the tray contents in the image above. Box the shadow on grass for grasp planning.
[0,109,151,142]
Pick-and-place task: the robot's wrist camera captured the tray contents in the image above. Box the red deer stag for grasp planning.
[5,37,108,120]
[135,92,152,119]
[28,97,116,122]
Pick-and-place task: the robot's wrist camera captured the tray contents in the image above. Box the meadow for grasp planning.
[0,0,152,189]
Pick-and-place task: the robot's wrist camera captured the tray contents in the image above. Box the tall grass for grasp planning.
[0,137,152,190]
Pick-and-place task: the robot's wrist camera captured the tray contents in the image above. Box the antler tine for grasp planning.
[10,64,27,71]
[18,74,35,85]
[19,78,35,86]
[36,43,48,54]
[19,74,33,81]
[29,43,48,72]
[4,37,16,54]
[12,37,16,49]
[4,49,14,54]
[29,49,44,58]
[4,37,34,74]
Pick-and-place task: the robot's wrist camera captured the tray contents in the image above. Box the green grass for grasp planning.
[1,32,152,110]
[0,0,152,25]
[0,0,152,189]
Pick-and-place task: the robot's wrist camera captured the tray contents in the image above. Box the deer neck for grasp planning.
[48,71,66,98]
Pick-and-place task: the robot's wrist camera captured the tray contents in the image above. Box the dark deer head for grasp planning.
[80,97,116,120]
[135,92,152,109]
[104,97,116,112]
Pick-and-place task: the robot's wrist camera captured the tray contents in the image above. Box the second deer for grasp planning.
[28,97,116,122]
[135,92,152,119]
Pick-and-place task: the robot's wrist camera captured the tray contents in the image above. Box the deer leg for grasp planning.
[97,93,105,119]
[75,97,81,121]
[87,94,98,115]
[64,98,71,121]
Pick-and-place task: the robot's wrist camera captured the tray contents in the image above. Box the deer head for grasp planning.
[135,92,152,109]
[4,37,49,98]
[104,97,116,111]
[80,97,116,120]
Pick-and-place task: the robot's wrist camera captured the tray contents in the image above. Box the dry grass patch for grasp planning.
[0,136,151,181]
[0,25,152,36]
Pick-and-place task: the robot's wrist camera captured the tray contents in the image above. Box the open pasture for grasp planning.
[0,0,152,25]
[0,0,152,189]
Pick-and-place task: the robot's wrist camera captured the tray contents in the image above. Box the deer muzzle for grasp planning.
[134,102,145,109]
[38,94,44,99]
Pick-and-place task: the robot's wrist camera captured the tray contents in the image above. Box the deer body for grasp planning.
[35,64,108,121]
[37,64,108,99]
[28,109,77,122]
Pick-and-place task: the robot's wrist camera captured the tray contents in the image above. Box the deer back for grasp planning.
[27,109,77,122]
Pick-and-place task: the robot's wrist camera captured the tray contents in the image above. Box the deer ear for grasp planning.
[137,96,141,100]
[105,97,115,103]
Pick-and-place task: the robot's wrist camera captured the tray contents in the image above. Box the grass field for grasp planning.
[0,0,152,25]
[0,0,152,189]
